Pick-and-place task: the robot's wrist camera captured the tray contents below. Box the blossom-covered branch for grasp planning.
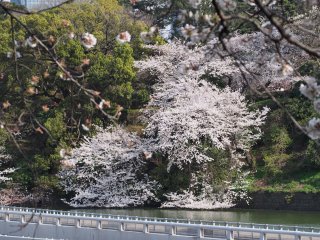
[59,126,158,207]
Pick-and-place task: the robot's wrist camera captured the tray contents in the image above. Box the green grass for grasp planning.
[247,169,320,193]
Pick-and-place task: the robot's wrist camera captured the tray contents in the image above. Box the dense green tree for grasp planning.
[0,0,150,197]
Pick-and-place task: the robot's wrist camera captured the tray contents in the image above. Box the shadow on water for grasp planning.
[69,208,320,227]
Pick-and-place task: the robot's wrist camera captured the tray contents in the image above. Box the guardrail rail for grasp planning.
[0,206,319,240]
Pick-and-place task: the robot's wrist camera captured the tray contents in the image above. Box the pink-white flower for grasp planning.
[181,24,197,40]
[59,149,66,158]
[188,0,202,8]
[143,151,153,159]
[81,124,90,131]
[281,63,294,76]
[314,99,320,113]
[140,27,158,44]
[140,32,153,43]
[25,36,38,48]
[98,99,106,109]
[68,32,75,39]
[7,51,22,59]
[81,33,97,49]
[130,0,139,5]
[299,77,320,100]
[217,0,237,11]
[61,159,76,169]
[16,52,22,58]
[306,118,320,140]
[14,40,24,48]
[116,31,131,44]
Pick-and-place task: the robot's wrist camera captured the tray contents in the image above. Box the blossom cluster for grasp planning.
[7,30,132,59]
[0,147,15,183]
[59,126,158,207]
[177,0,320,141]
[135,42,268,208]
[139,42,269,170]
[299,77,320,139]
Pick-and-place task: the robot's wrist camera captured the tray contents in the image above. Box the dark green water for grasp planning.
[71,208,320,227]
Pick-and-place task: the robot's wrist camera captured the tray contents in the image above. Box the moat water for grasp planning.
[70,208,320,227]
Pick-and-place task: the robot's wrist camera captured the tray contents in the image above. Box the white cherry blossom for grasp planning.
[306,118,320,140]
[25,36,38,48]
[59,126,158,207]
[217,0,237,11]
[116,31,131,44]
[0,147,15,183]
[300,77,320,100]
[314,98,320,113]
[81,33,97,49]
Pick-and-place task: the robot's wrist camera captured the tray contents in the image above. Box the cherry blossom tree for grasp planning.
[137,42,268,168]
[0,146,15,183]
[134,0,320,141]
[59,126,159,207]
[134,42,268,208]
[2,0,320,208]
[0,187,30,206]
[144,76,269,170]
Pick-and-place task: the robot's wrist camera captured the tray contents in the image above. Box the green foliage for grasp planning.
[149,144,234,199]
[306,141,320,168]
[87,43,138,108]
[250,89,320,192]
[150,162,190,199]
[33,154,51,173]
[44,112,66,140]
[56,40,85,66]
[35,175,60,190]
[201,74,228,89]
[299,60,320,79]
[104,43,136,84]
[0,0,151,197]
[109,82,134,108]
[240,60,320,192]
[152,35,167,45]
[132,89,150,107]
[204,147,232,186]
[281,0,299,17]
[247,170,320,193]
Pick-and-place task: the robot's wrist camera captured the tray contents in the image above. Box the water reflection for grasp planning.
[70,208,320,227]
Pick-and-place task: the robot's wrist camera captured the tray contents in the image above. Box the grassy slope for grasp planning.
[247,89,320,193]
[247,169,320,193]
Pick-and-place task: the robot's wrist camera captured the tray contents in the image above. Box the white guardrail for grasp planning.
[0,206,319,240]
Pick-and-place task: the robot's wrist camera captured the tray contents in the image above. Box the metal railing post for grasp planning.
[21,215,25,224]
[226,230,234,240]
[260,232,266,240]
[144,224,149,234]
[120,222,125,231]
[252,223,254,239]
[170,225,176,235]
[198,227,204,238]
[76,218,81,228]
[279,225,283,240]
[97,220,102,229]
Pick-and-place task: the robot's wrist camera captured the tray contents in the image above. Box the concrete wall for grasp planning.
[0,221,209,240]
